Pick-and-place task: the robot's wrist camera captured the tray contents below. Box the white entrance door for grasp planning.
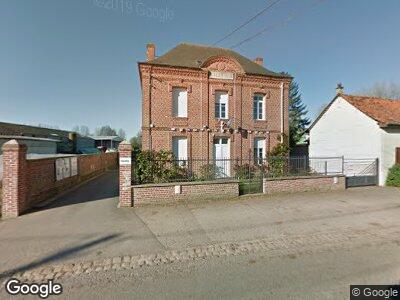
[213,138,230,177]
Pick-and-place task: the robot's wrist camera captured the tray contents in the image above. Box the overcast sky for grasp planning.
[2,0,400,138]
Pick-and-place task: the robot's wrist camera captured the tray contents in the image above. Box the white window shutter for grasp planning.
[172,137,187,160]
[172,88,187,117]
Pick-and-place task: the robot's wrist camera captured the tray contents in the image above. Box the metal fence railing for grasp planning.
[132,156,344,185]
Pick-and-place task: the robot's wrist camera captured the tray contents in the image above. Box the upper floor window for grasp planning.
[253,93,265,120]
[172,88,188,118]
[215,91,228,119]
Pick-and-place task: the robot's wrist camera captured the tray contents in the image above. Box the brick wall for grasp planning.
[263,175,346,195]
[133,180,239,206]
[2,140,118,218]
[25,152,118,208]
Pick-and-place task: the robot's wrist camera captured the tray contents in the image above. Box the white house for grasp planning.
[309,90,400,186]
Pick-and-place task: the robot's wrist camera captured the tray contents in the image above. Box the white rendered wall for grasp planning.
[309,97,383,184]
[380,128,400,184]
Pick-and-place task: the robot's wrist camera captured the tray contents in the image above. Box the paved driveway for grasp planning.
[0,170,399,278]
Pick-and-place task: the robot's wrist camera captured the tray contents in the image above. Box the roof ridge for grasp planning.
[342,93,400,102]
[179,42,234,51]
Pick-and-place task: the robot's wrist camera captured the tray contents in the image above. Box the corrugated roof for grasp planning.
[143,43,291,78]
[91,136,123,141]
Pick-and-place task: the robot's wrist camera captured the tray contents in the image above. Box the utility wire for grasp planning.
[212,0,282,46]
[230,0,326,49]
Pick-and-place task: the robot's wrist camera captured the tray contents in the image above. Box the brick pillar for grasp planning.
[118,141,132,207]
[2,140,27,219]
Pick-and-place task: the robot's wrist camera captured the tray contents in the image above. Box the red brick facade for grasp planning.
[139,44,291,161]
[1,140,118,218]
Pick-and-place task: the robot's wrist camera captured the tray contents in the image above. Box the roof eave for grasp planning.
[138,61,292,79]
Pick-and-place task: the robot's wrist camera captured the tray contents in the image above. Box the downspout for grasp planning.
[280,82,284,143]
[148,66,153,150]
[200,71,203,158]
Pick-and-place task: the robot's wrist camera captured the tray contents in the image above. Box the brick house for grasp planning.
[138,43,291,172]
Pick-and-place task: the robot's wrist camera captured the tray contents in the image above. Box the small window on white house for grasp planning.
[253,93,265,120]
[215,91,228,119]
[253,138,265,165]
[172,88,188,117]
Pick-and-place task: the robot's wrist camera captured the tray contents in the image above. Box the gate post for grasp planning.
[2,140,27,218]
[118,141,133,207]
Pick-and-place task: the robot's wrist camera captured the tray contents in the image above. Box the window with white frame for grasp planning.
[253,138,265,165]
[172,88,188,117]
[215,91,228,119]
[253,93,265,120]
[172,137,188,165]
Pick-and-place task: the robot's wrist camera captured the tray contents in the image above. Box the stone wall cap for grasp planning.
[118,140,132,150]
[264,174,344,181]
[132,179,239,188]
[2,139,28,151]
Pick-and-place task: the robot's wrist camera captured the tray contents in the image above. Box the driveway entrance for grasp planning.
[344,158,379,187]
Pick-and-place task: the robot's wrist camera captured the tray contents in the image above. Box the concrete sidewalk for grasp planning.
[0,170,399,277]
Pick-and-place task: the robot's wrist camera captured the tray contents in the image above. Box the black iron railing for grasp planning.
[132,156,344,185]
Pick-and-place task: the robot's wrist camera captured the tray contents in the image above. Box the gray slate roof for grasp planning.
[144,43,290,78]
[0,121,72,139]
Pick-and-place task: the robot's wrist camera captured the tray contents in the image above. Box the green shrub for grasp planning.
[134,150,189,184]
[234,163,255,180]
[386,164,400,187]
[267,135,290,178]
[198,164,223,181]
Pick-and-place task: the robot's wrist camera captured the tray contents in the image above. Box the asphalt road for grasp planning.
[1,172,400,299]
[54,240,400,299]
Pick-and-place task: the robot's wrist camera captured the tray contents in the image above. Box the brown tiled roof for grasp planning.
[142,43,291,78]
[341,94,400,127]
[308,93,400,132]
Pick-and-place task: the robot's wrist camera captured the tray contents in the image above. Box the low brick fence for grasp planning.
[263,175,346,195]
[2,140,118,218]
[132,180,239,206]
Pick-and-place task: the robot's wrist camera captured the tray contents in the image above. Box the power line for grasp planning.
[212,0,283,46]
[230,0,327,49]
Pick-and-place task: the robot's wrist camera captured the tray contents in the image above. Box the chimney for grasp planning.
[336,82,344,94]
[254,57,263,66]
[146,43,155,61]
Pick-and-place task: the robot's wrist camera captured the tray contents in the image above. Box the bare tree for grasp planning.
[79,125,90,136]
[358,82,400,99]
[130,131,142,149]
[72,125,90,136]
[95,125,117,136]
[117,129,126,140]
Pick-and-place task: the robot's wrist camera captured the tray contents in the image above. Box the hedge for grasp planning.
[386,164,400,187]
